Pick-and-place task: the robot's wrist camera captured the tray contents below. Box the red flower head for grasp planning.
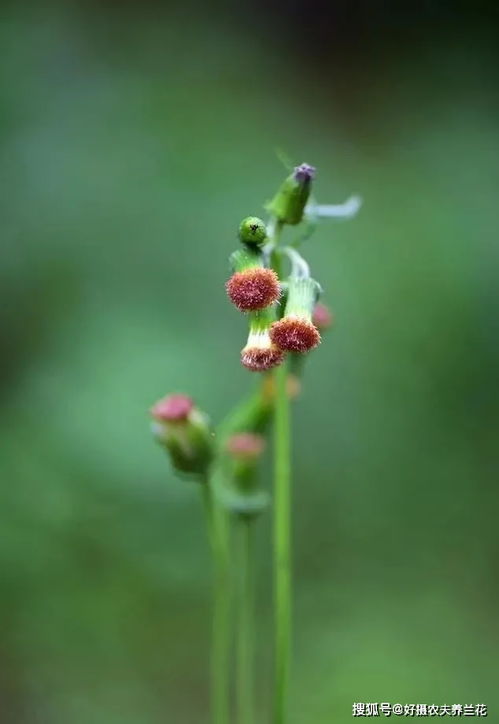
[226,267,280,312]
[270,316,321,353]
[270,277,321,354]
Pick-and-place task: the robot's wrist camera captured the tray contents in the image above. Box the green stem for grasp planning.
[202,481,231,724]
[269,216,292,724]
[273,360,292,724]
[236,517,255,724]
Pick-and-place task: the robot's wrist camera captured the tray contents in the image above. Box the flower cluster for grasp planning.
[150,161,357,490]
[226,163,330,372]
[148,159,360,724]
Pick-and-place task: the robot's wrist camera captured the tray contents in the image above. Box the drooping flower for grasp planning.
[270,277,321,353]
[241,309,285,371]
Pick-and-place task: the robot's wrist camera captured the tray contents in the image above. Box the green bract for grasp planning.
[283,276,321,319]
[229,246,263,272]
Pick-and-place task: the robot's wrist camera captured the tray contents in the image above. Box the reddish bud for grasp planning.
[226,268,280,312]
[270,317,321,353]
[150,394,193,422]
[226,433,266,460]
[312,303,334,331]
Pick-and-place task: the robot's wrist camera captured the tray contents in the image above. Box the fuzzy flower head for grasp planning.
[241,310,285,372]
[270,277,321,353]
[226,247,280,312]
[270,317,320,353]
[150,394,213,476]
[226,267,280,311]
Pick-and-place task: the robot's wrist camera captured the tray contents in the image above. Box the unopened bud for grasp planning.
[238,216,267,246]
[312,302,334,331]
[220,432,269,518]
[266,163,316,226]
[150,394,213,477]
[151,394,193,421]
[226,432,266,461]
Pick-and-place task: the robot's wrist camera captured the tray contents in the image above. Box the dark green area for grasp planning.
[1,4,498,722]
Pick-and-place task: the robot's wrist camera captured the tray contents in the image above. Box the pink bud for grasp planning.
[150,394,193,422]
[312,303,334,331]
[226,433,266,460]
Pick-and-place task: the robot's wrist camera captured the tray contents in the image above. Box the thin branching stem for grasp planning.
[269,220,292,724]
[202,479,231,724]
[236,516,255,724]
[273,360,292,724]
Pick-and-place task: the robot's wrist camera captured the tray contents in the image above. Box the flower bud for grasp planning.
[241,310,285,371]
[238,216,267,246]
[226,248,280,312]
[226,432,266,461]
[270,277,321,353]
[225,433,266,495]
[220,432,269,518]
[150,394,213,476]
[266,163,316,226]
[312,302,334,331]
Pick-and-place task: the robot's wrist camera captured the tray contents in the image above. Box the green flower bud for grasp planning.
[219,433,269,519]
[238,216,267,246]
[150,394,213,477]
[266,163,316,226]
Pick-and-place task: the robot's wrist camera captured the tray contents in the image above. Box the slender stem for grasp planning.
[269,216,292,724]
[236,517,255,724]
[273,360,292,724]
[202,481,231,724]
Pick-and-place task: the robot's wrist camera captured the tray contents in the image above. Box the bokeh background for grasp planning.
[1,1,498,722]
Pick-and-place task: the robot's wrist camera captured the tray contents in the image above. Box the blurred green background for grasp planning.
[1,1,498,722]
